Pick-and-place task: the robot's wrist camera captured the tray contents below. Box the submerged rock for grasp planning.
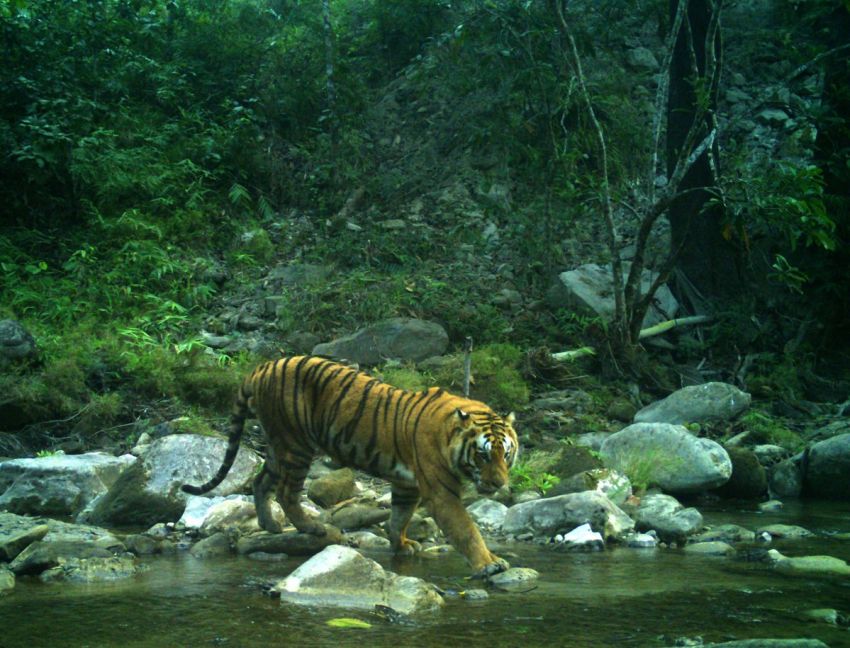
[683,541,735,557]
[272,545,443,614]
[39,555,141,583]
[768,549,850,578]
[488,567,539,592]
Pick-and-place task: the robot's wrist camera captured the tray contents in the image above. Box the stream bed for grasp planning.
[2,500,848,648]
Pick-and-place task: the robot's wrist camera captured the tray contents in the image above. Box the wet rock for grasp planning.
[634,383,751,424]
[312,318,448,365]
[460,588,489,601]
[716,447,767,499]
[805,433,850,499]
[346,531,391,550]
[488,567,539,592]
[546,263,678,328]
[0,452,136,518]
[272,545,443,614]
[691,524,755,544]
[0,565,13,593]
[236,530,340,557]
[626,532,658,549]
[330,503,390,531]
[308,468,356,508]
[123,533,162,556]
[189,532,233,558]
[554,523,604,552]
[633,493,703,543]
[39,554,140,583]
[467,498,508,532]
[768,455,803,498]
[9,540,116,576]
[756,524,813,540]
[758,500,783,512]
[799,608,840,625]
[683,541,735,557]
[503,491,634,540]
[600,423,732,494]
[767,549,850,579]
[200,498,264,536]
[85,434,262,528]
[0,522,49,561]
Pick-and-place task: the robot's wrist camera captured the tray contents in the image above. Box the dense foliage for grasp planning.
[1,0,848,451]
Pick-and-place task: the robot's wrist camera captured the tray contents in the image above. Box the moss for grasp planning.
[378,364,432,392]
[176,362,241,409]
[740,410,803,451]
[716,446,767,499]
[168,415,219,437]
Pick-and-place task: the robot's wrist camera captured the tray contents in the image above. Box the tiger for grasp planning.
[182,355,519,576]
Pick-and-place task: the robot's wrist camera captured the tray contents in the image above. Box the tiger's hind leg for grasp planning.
[264,450,344,543]
[253,464,285,534]
[388,484,422,555]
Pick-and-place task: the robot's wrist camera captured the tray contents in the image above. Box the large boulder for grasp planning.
[0,452,136,518]
[312,317,448,365]
[546,263,678,328]
[633,493,703,543]
[715,447,767,499]
[768,454,804,499]
[600,423,732,494]
[83,434,262,527]
[272,545,444,614]
[804,433,850,500]
[502,491,634,540]
[634,382,751,424]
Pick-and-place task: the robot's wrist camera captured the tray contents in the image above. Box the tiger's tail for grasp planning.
[181,380,252,496]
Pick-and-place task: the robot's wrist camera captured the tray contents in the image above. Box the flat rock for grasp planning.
[312,318,448,365]
[634,383,751,424]
[633,493,703,543]
[272,545,443,614]
[488,567,540,592]
[683,541,735,556]
[768,549,850,579]
[236,530,340,557]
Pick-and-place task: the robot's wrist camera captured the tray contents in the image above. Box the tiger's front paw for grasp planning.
[472,556,510,579]
[393,537,422,556]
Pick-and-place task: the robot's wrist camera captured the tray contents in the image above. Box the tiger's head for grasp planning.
[453,408,518,494]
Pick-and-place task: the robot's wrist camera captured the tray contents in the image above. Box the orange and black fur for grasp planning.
[182,355,518,575]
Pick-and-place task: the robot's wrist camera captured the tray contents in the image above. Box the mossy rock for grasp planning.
[715,446,767,500]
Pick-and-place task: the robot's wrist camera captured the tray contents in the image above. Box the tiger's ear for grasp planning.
[454,408,473,429]
[505,412,516,425]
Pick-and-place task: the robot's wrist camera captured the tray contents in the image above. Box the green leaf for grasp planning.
[325,618,372,629]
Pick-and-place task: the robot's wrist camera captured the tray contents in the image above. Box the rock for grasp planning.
[503,491,634,540]
[555,523,604,552]
[606,398,637,423]
[552,469,632,506]
[123,534,162,556]
[330,503,390,531]
[0,523,49,561]
[0,565,13,593]
[266,263,332,288]
[405,514,441,543]
[272,545,443,614]
[546,263,678,328]
[633,493,703,543]
[9,540,116,576]
[695,641,828,647]
[84,434,262,527]
[39,554,140,583]
[179,494,255,530]
[715,447,767,499]
[768,455,804,498]
[460,588,489,601]
[308,468,356,507]
[346,531,391,550]
[768,549,850,578]
[201,498,263,536]
[189,532,233,558]
[0,319,37,363]
[600,423,732,494]
[0,452,136,518]
[235,530,340,557]
[799,608,839,625]
[758,500,783,512]
[488,567,539,592]
[625,46,659,71]
[756,524,813,540]
[467,498,508,532]
[626,532,658,549]
[312,318,448,365]
[805,433,850,499]
[683,541,735,556]
[691,524,755,544]
[751,444,789,466]
[757,108,792,126]
[634,383,751,424]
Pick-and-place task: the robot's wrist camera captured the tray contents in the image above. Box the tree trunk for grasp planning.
[667,0,740,300]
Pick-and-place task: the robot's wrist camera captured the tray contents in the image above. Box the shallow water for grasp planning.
[2,500,849,648]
